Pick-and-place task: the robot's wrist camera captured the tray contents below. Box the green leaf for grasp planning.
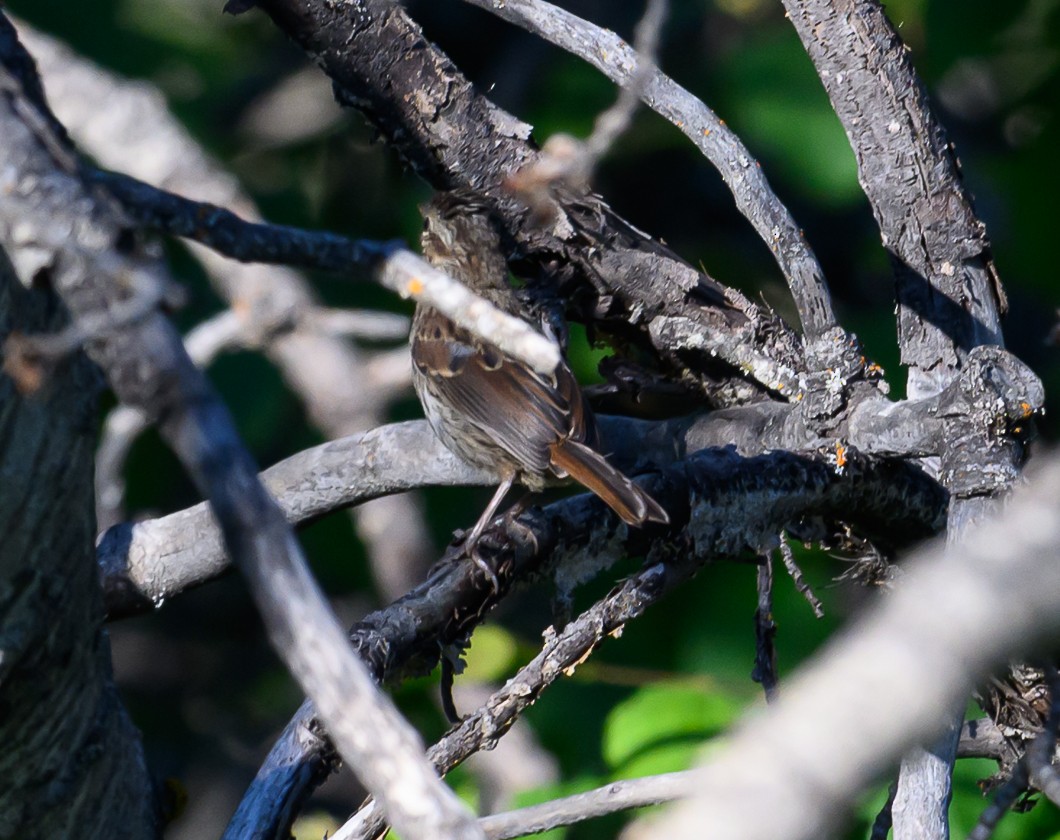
[719,30,861,206]
[602,683,741,772]
[462,625,520,684]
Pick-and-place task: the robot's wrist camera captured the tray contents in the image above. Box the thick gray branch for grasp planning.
[779,3,1034,833]
[0,19,480,840]
[98,376,1027,621]
[224,445,945,838]
[781,0,1004,397]
[627,452,1060,840]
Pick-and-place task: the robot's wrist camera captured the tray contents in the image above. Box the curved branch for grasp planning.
[476,770,696,840]
[20,18,432,600]
[224,446,945,837]
[234,0,806,399]
[98,420,491,617]
[627,452,1060,840]
[91,170,560,374]
[461,0,837,342]
[0,21,480,840]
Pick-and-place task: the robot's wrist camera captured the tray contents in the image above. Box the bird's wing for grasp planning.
[412,310,593,475]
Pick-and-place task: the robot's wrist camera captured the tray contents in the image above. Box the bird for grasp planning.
[411,190,669,549]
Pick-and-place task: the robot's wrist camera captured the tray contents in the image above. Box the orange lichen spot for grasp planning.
[1019,400,1033,417]
[702,128,712,136]
[835,441,848,469]
[563,647,594,677]
[407,277,425,296]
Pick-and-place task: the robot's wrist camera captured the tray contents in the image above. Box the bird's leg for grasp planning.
[461,472,517,591]
[462,472,517,549]
[502,490,536,523]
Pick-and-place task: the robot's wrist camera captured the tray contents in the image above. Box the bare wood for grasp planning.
[232,0,806,400]
[626,455,1060,840]
[461,0,837,341]
[0,21,482,840]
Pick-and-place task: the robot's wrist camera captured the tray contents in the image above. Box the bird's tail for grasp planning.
[549,439,669,526]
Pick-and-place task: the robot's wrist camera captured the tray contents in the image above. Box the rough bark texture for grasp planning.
[225,444,948,836]
[0,0,1046,836]
[0,209,156,837]
[779,2,1021,837]
[461,0,838,342]
[244,0,806,400]
[2,15,484,839]
[782,0,1004,399]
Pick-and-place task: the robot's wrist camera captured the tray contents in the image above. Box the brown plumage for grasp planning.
[411,191,668,542]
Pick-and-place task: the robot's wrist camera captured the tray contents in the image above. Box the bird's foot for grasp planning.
[468,540,500,595]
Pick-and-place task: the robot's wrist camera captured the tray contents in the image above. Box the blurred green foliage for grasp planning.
[8,0,1060,837]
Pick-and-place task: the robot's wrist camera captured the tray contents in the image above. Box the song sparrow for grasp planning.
[411,191,668,546]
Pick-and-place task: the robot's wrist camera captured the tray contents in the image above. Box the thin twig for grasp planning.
[507,0,668,197]
[478,770,697,839]
[752,555,779,702]
[968,761,1029,840]
[334,560,694,840]
[779,540,824,618]
[582,0,666,168]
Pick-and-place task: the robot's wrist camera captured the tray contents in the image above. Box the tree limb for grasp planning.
[232,0,807,400]
[224,445,946,837]
[20,18,433,597]
[460,0,838,343]
[625,451,1060,840]
[0,18,481,839]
